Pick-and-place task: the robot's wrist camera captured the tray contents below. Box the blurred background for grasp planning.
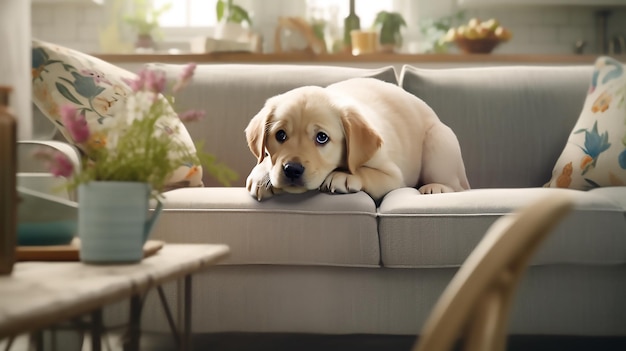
[31,0,626,56]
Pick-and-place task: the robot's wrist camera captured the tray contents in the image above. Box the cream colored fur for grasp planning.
[245,78,470,201]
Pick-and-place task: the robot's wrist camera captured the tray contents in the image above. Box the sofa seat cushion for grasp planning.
[378,187,626,268]
[154,187,380,267]
[589,186,626,211]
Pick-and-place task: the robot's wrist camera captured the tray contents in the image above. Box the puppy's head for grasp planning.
[245,86,381,194]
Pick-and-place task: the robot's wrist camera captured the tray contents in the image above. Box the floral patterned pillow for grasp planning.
[545,56,626,189]
[31,39,203,189]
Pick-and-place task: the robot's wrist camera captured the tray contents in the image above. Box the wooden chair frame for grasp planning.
[413,194,574,351]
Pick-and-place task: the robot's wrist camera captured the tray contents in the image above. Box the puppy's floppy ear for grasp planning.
[341,108,382,173]
[245,104,274,163]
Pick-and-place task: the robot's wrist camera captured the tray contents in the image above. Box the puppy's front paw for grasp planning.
[321,171,362,194]
[246,171,281,201]
[419,183,455,194]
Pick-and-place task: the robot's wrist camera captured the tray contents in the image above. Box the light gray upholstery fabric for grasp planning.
[589,186,626,212]
[18,140,80,173]
[154,187,380,267]
[150,64,397,187]
[400,65,594,189]
[17,141,80,200]
[378,187,626,268]
[95,63,626,337]
[133,264,626,336]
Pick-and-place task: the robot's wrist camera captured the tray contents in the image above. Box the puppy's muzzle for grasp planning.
[283,162,305,183]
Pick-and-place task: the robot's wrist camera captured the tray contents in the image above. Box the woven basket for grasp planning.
[454,37,501,54]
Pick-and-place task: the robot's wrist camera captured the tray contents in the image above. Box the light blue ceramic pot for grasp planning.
[78,181,163,264]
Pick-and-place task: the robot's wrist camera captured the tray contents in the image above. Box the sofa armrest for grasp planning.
[17,140,80,200]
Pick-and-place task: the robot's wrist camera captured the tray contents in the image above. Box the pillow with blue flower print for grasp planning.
[545,56,626,189]
[30,39,203,189]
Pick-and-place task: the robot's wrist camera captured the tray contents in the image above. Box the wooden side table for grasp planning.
[0,244,230,351]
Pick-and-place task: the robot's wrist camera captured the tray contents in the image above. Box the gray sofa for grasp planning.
[133,62,626,338]
[30,63,626,338]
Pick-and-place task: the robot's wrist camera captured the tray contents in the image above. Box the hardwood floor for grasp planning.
[139,332,626,351]
[4,331,625,350]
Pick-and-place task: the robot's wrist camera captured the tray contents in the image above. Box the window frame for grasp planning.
[155,0,219,40]
[154,0,409,48]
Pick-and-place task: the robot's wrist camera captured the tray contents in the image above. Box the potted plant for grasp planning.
[214,0,253,41]
[35,64,236,263]
[124,0,171,50]
[372,11,407,53]
[419,11,465,53]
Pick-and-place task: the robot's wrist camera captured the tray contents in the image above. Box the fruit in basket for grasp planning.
[442,17,512,53]
[494,26,513,41]
[481,18,499,32]
[468,18,481,29]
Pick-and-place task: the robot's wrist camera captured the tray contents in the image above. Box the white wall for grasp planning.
[32,1,104,53]
[31,0,626,55]
[2,1,31,139]
[456,4,626,54]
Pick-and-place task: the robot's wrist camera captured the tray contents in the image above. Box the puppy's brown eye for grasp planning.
[276,130,287,143]
[316,132,329,145]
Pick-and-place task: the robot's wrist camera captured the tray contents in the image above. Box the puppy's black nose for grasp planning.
[283,162,305,180]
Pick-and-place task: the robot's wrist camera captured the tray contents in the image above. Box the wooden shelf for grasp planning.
[93,52,621,65]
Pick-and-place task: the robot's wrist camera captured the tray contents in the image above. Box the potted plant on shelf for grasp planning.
[419,10,465,53]
[214,0,253,41]
[372,11,407,53]
[35,64,236,263]
[124,0,171,50]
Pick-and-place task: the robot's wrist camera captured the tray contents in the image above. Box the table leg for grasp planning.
[157,286,181,347]
[29,331,43,351]
[90,309,103,351]
[49,328,57,351]
[182,274,192,351]
[2,336,14,351]
[124,294,143,351]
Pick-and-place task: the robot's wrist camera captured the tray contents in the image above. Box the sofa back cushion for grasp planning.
[151,64,397,187]
[400,64,593,188]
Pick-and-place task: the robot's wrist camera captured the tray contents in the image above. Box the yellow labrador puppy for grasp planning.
[245,78,470,201]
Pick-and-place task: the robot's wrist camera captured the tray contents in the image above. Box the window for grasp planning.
[155,0,218,28]
[155,0,394,29]
[306,0,394,28]
[151,0,399,50]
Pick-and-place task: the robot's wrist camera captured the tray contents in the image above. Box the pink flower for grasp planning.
[181,63,197,80]
[172,63,197,93]
[144,69,167,94]
[33,149,74,178]
[60,104,90,143]
[122,76,142,92]
[124,68,167,95]
[50,152,74,177]
[178,109,205,122]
